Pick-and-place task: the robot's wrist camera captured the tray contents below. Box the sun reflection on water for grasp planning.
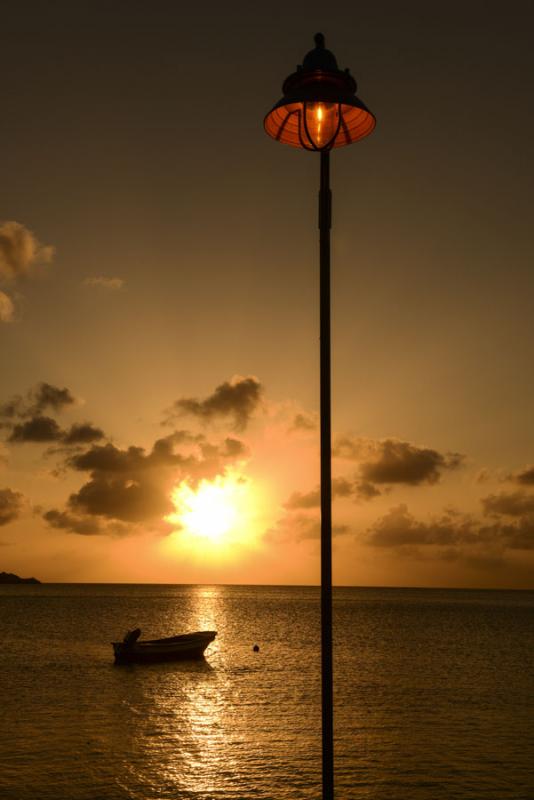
[116,586,241,798]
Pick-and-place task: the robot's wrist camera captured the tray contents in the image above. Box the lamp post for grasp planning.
[264,34,375,799]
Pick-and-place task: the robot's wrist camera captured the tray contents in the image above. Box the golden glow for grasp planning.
[166,469,255,546]
[305,102,338,148]
[264,102,376,149]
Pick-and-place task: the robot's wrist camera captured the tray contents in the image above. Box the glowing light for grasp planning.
[166,470,254,546]
[303,102,338,148]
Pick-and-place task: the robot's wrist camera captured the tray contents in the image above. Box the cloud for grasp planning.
[0,221,54,281]
[367,504,476,547]
[83,276,124,290]
[7,416,104,448]
[43,508,130,537]
[66,441,184,475]
[0,488,24,526]
[170,376,262,431]
[0,291,14,323]
[62,423,105,445]
[55,430,247,531]
[334,435,463,486]
[513,466,534,485]
[69,477,172,524]
[475,468,492,484]
[9,416,63,443]
[64,439,182,524]
[31,383,75,415]
[283,477,354,510]
[0,385,101,448]
[482,490,534,518]
[289,413,317,433]
[366,504,534,552]
[284,488,321,510]
[0,382,75,420]
[265,512,349,544]
[333,436,369,460]
[354,481,382,501]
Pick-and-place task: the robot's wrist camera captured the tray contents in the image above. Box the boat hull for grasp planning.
[112,631,216,664]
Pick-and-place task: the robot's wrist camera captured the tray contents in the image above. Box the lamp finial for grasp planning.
[314,32,325,48]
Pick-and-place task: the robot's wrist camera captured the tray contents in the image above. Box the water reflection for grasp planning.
[4,585,529,799]
[186,585,221,636]
[110,586,238,798]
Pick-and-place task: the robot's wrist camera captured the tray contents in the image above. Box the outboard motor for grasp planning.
[123,628,141,647]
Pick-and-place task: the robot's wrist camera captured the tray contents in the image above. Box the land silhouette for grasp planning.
[0,571,40,584]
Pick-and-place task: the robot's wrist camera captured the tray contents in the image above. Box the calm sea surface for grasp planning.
[0,584,532,799]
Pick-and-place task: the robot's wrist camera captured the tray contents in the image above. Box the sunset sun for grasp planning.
[167,470,254,545]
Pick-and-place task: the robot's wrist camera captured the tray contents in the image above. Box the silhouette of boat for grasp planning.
[112,628,216,664]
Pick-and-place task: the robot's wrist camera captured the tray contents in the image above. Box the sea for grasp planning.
[0,584,532,800]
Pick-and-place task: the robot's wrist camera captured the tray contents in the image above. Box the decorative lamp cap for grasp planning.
[301,33,339,72]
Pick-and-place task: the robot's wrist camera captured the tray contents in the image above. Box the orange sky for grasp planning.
[1,2,534,587]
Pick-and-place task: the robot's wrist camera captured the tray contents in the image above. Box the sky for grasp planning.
[1,1,534,587]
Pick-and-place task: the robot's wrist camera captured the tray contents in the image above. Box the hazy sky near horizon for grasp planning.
[1,1,534,587]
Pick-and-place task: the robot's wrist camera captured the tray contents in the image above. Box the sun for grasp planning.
[166,469,253,545]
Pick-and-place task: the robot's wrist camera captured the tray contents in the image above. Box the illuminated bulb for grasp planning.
[303,102,339,149]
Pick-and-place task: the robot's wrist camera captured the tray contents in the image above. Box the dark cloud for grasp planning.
[219,437,249,458]
[265,512,349,544]
[0,487,24,526]
[171,376,262,430]
[43,508,130,536]
[367,505,476,547]
[333,477,354,498]
[64,441,177,525]
[366,504,534,552]
[0,221,54,281]
[43,509,103,535]
[9,416,63,443]
[361,440,463,485]
[68,477,172,523]
[334,435,463,486]
[289,413,317,433]
[31,383,75,415]
[58,430,247,531]
[62,423,105,445]
[68,443,129,473]
[514,466,534,485]
[333,436,367,460]
[0,382,75,420]
[499,518,534,550]
[284,488,320,510]
[482,490,534,518]
[355,481,382,501]
[283,478,354,510]
[7,416,104,449]
[0,395,22,419]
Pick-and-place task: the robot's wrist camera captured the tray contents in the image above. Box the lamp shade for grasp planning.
[264,34,376,151]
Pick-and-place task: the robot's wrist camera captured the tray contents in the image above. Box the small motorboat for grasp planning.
[112,628,217,664]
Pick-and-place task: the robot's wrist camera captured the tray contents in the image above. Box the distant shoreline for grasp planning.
[0,572,41,585]
[2,579,532,592]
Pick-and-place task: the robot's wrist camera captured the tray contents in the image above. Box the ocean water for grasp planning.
[0,585,532,800]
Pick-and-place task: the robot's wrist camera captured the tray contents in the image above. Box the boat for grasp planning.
[112,628,217,664]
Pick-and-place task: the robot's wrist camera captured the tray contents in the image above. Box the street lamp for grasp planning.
[264,33,375,799]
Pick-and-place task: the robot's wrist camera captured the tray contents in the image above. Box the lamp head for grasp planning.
[264,33,375,151]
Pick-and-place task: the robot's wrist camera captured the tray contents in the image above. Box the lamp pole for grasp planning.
[319,148,334,797]
[264,34,375,799]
